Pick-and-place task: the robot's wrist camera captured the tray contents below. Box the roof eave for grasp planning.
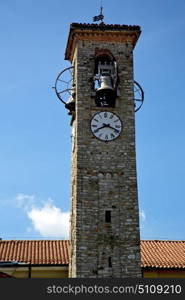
[65,22,141,62]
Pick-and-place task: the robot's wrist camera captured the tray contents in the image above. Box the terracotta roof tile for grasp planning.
[141,240,185,269]
[0,240,185,269]
[0,240,69,265]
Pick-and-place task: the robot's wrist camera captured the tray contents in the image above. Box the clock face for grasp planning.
[90,111,122,141]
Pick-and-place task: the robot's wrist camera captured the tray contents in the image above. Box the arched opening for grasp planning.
[93,52,118,107]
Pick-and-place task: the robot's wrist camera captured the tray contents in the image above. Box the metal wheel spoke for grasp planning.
[135,99,143,102]
[58,79,68,84]
[134,80,144,112]
[54,66,75,104]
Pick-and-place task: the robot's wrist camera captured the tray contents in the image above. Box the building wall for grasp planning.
[1,266,185,278]
[143,269,185,278]
[0,266,68,278]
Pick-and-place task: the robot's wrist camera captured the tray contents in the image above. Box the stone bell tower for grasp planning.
[64,22,142,278]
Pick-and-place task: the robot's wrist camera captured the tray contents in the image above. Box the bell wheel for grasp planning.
[134,80,144,112]
[54,66,75,105]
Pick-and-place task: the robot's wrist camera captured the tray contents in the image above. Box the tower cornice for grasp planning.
[65,22,141,62]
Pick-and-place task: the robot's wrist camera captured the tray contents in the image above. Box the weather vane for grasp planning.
[93,0,104,23]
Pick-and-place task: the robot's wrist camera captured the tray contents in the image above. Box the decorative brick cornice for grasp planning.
[70,23,141,31]
[65,22,141,61]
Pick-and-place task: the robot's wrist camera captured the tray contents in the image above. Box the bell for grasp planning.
[96,75,113,92]
[95,76,116,107]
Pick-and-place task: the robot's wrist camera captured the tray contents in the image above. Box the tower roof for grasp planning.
[69,22,141,31]
[65,22,141,61]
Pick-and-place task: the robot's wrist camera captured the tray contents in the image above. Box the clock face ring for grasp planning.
[90,111,123,142]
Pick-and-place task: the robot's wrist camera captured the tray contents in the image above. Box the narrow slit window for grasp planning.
[105,210,111,223]
[108,257,112,268]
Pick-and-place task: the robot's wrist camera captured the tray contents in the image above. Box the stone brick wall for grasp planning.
[68,28,141,278]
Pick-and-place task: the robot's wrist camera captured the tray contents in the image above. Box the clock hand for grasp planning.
[94,123,120,133]
[106,124,120,133]
[93,124,107,133]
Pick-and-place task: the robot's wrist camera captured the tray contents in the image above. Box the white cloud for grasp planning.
[16,193,69,239]
[27,203,69,239]
[16,193,35,211]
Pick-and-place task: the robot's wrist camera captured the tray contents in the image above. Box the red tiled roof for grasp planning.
[0,240,69,265]
[141,240,185,269]
[0,240,185,269]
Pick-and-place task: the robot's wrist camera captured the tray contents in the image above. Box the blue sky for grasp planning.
[0,0,185,241]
